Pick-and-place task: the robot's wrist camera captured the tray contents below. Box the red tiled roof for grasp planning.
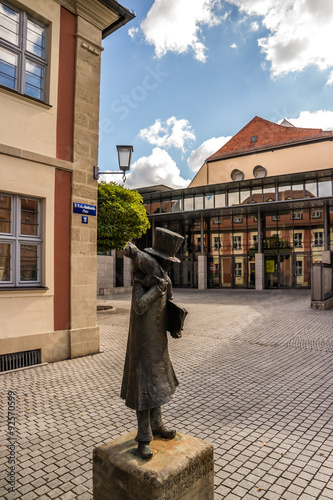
[207,116,333,162]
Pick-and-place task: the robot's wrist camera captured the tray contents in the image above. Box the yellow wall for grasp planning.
[0,155,55,338]
[190,141,333,187]
[0,0,60,157]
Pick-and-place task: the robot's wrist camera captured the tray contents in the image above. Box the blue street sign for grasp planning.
[82,216,88,224]
[73,203,97,216]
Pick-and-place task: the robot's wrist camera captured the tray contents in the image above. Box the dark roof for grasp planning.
[207,116,333,162]
[98,0,135,38]
[137,185,173,194]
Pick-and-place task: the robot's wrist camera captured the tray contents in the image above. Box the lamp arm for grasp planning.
[93,166,127,181]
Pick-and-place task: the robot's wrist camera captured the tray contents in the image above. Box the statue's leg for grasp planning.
[136,409,153,459]
[151,406,176,440]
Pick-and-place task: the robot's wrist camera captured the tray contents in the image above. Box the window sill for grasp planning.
[0,85,52,109]
[0,287,49,292]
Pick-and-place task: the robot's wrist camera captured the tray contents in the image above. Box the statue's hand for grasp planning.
[155,276,168,294]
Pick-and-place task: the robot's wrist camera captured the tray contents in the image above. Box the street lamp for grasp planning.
[93,145,133,182]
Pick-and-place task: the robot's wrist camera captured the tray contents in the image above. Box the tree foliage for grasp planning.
[97,181,150,251]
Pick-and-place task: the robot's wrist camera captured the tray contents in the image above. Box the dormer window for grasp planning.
[253,165,267,178]
[231,169,244,182]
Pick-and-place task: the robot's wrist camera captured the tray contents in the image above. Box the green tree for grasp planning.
[97,181,150,251]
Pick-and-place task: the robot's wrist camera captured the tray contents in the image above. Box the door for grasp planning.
[177,258,197,288]
[220,256,232,287]
[264,252,310,288]
[116,251,124,287]
[207,256,219,288]
[248,257,256,289]
[279,253,292,288]
[265,255,278,288]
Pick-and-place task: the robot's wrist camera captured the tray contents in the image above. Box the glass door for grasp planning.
[265,255,278,288]
[279,253,292,288]
[181,258,194,287]
[248,256,256,288]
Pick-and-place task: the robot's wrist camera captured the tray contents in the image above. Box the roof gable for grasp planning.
[207,116,333,162]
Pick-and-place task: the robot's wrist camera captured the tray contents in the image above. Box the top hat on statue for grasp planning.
[144,227,184,263]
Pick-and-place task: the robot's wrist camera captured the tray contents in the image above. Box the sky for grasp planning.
[98,0,333,189]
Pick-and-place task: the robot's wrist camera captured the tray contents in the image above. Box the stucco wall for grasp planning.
[190,141,333,187]
[0,155,55,339]
[0,0,60,158]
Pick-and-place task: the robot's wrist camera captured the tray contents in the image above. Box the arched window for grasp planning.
[253,165,267,178]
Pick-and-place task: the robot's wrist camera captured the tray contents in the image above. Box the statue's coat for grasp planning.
[120,273,179,411]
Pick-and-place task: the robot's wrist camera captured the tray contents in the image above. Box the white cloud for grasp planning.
[250,21,259,31]
[284,110,333,131]
[115,147,191,189]
[128,26,139,39]
[140,0,225,62]
[139,117,196,152]
[187,135,232,172]
[229,0,333,79]
[230,43,238,49]
[326,70,333,86]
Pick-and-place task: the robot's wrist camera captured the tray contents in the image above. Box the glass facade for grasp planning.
[143,175,333,216]
[140,171,333,290]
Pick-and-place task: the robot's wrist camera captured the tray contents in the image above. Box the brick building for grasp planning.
[138,117,333,290]
[0,0,134,369]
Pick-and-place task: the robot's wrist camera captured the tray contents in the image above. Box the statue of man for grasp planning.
[121,228,187,459]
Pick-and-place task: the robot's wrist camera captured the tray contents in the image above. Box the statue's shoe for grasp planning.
[138,442,153,459]
[153,425,176,439]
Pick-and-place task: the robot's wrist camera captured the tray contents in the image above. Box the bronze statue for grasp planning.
[121,228,187,459]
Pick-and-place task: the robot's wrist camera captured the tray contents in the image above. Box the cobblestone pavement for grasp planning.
[1,289,333,500]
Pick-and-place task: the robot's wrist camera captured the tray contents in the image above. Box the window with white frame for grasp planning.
[314,232,323,247]
[0,193,42,286]
[235,262,242,277]
[0,1,47,101]
[294,233,303,248]
[233,216,243,224]
[292,211,303,220]
[214,236,221,250]
[296,261,303,276]
[233,235,242,250]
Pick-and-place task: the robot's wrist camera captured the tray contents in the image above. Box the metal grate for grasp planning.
[0,349,41,372]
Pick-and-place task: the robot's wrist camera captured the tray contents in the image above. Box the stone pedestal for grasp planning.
[93,431,214,500]
[322,250,331,265]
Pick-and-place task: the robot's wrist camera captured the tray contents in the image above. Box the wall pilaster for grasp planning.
[255,253,265,290]
[198,255,207,290]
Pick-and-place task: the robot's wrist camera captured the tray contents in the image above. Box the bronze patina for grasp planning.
[121,228,187,459]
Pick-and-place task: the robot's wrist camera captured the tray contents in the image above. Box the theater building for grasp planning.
[0,0,134,370]
[138,117,333,290]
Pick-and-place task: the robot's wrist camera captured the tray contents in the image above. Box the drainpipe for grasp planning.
[200,214,204,255]
[257,207,262,253]
[324,203,329,251]
[151,219,155,247]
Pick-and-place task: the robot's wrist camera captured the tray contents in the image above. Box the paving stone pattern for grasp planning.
[1,289,333,499]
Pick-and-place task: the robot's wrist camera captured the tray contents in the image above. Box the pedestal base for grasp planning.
[93,431,214,500]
